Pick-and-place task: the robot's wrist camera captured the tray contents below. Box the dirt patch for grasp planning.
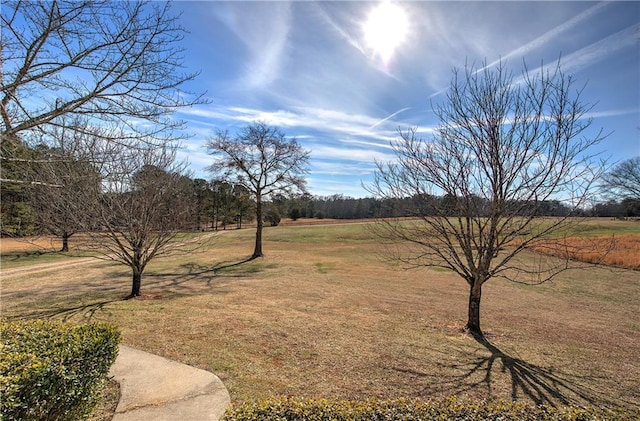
[88,379,120,421]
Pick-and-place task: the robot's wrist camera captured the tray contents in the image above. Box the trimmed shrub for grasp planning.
[0,318,120,421]
[222,396,638,421]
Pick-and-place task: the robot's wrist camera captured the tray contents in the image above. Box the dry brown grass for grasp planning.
[0,235,60,253]
[527,234,640,269]
[2,220,639,410]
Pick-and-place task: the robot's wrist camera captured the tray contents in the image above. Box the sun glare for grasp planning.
[363,1,409,65]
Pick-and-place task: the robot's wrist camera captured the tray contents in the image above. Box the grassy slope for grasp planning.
[1,219,639,409]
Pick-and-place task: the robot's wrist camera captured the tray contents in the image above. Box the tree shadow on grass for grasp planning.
[393,335,624,408]
[12,299,120,323]
[182,255,258,277]
[145,255,268,291]
[3,249,57,261]
[4,256,263,324]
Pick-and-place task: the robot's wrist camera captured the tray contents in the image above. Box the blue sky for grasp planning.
[174,1,639,198]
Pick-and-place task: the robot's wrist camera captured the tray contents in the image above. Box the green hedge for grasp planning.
[0,318,120,421]
[223,397,637,421]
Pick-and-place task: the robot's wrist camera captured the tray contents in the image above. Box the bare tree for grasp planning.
[30,131,102,252]
[1,0,204,184]
[370,61,605,338]
[206,122,310,258]
[83,140,197,298]
[600,157,640,200]
[1,118,109,237]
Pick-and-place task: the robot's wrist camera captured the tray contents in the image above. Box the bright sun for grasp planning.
[363,1,409,65]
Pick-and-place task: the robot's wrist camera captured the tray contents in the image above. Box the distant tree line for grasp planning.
[5,167,639,239]
[270,156,640,222]
[268,194,601,221]
[590,199,640,218]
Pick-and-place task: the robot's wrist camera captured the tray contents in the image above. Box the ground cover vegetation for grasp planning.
[2,220,639,415]
[222,396,635,421]
[0,318,119,421]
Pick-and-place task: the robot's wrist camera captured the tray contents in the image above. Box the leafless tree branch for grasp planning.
[369,59,606,337]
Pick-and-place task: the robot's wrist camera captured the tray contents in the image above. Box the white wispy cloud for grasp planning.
[369,107,412,129]
[212,2,292,89]
[555,23,640,75]
[178,103,402,187]
[311,161,377,176]
[429,2,618,98]
[486,2,612,70]
[179,104,404,145]
[510,22,640,88]
[311,2,365,57]
[311,145,395,163]
[307,177,370,198]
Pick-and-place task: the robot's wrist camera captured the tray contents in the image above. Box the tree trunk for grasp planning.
[252,193,263,258]
[60,232,70,252]
[130,268,142,298]
[465,281,483,338]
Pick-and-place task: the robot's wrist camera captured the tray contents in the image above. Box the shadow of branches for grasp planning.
[4,255,263,324]
[13,300,120,323]
[181,255,258,278]
[143,255,267,292]
[393,335,624,408]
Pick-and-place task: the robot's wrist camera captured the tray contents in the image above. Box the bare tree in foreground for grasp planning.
[84,141,197,298]
[370,61,605,338]
[206,122,310,258]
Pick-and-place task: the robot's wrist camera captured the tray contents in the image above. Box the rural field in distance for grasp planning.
[1,218,639,409]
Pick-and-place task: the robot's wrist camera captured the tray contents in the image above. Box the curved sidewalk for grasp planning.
[109,345,230,421]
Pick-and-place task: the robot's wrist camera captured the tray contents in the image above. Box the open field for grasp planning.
[1,218,639,410]
[529,234,640,269]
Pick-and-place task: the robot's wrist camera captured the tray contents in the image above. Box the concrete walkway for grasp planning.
[109,345,231,421]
